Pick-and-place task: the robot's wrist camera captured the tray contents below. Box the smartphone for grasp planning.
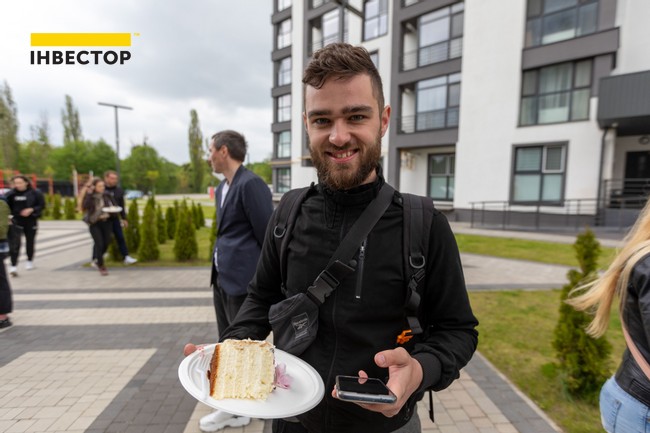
[335,375,397,404]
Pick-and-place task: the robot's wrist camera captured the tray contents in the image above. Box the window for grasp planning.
[369,51,379,69]
[275,168,291,193]
[277,18,292,49]
[311,9,348,53]
[277,0,292,12]
[520,59,591,125]
[428,154,455,201]
[526,0,598,47]
[416,3,464,67]
[277,57,291,86]
[512,144,566,203]
[413,73,461,131]
[277,94,291,122]
[364,0,388,40]
[276,131,291,158]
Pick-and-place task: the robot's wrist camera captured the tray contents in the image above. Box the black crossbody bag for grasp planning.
[268,183,395,355]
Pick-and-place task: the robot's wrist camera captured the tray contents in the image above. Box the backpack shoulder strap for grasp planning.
[272,185,312,294]
[401,193,434,335]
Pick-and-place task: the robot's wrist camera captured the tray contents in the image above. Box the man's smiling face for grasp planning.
[303,73,390,190]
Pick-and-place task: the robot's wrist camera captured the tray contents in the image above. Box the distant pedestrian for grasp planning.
[103,170,137,265]
[81,178,117,276]
[0,196,12,328]
[5,175,46,276]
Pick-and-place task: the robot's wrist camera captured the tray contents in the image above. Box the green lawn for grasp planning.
[455,233,617,269]
[470,290,624,433]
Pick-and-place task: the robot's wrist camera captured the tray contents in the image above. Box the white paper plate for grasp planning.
[102,206,123,213]
[178,344,325,419]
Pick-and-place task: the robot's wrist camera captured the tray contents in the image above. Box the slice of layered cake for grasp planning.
[208,339,276,400]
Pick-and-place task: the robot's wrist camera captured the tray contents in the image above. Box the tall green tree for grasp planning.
[173,200,198,261]
[0,81,20,169]
[61,94,82,145]
[121,143,163,192]
[246,160,272,184]
[49,139,116,180]
[188,109,205,193]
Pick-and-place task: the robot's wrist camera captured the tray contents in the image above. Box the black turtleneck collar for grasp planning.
[317,166,385,207]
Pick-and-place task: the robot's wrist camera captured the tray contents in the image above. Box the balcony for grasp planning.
[401,38,462,71]
[399,108,459,133]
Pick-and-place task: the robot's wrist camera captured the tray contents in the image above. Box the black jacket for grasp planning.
[5,187,45,228]
[615,254,650,408]
[222,174,478,433]
[104,184,126,220]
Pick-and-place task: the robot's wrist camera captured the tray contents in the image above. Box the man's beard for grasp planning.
[310,133,381,191]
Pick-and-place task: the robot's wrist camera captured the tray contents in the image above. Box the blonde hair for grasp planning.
[568,198,650,337]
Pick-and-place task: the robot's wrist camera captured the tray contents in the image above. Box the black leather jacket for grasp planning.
[615,254,650,408]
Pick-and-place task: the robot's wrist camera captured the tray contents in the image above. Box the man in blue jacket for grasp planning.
[199,130,274,432]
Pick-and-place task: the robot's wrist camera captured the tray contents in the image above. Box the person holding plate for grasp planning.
[186,43,478,433]
[80,177,117,276]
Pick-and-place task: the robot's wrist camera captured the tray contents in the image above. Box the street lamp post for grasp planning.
[98,102,132,183]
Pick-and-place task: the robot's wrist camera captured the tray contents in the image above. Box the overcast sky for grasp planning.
[1,0,274,165]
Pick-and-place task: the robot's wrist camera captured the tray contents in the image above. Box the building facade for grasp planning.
[270,0,650,229]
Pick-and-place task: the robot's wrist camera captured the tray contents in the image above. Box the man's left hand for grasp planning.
[20,208,33,217]
[331,347,423,418]
[122,220,129,228]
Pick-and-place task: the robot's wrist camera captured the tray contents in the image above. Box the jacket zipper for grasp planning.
[354,239,366,301]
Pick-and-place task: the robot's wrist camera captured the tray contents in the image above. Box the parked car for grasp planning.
[125,190,144,200]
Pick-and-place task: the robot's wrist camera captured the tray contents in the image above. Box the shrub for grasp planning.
[553,228,611,403]
[165,206,176,240]
[125,200,140,254]
[138,198,159,261]
[64,197,76,220]
[52,194,62,220]
[108,236,122,261]
[156,204,166,244]
[192,202,201,229]
[197,203,206,228]
[209,211,217,258]
[173,200,198,261]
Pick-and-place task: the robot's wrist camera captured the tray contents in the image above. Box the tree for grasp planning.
[64,197,76,220]
[197,203,205,228]
[61,94,83,145]
[188,109,205,193]
[165,205,176,240]
[156,204,166,244]
[30,112,51,146]
[173,200,198,261]
[125,199,140,254]
[138,198,159,261]
[49,139,116,180]
[52,194,63,219]
[121,143,162,192]
[553,228,611,403]
[247,160,272,184]
[0,81,20,169]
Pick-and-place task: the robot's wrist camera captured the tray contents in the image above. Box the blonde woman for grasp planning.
[568,200,650,433]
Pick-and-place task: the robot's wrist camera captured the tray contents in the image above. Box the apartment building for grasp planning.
[270,0,650,229]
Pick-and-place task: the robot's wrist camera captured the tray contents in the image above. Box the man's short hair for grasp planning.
[104,170,118,178]
[302,42,384,111]
[211,130,247,163]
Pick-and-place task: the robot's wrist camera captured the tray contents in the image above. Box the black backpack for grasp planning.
[271,183,434,343]
[271,184,437,421]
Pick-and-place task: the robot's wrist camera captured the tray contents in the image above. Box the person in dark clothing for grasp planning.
[5,175,45,276]
[198,130,274,432]
[568,198,650,433]
[185,43,478,433]
[81,178,116,276]
[0,196,13,328]
[103,171,137,265]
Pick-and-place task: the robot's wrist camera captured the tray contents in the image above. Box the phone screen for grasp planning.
[335,375,396,404]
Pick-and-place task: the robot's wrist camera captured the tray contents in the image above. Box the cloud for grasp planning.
[1,0,273,164]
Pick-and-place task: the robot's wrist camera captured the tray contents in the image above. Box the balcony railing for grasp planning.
[399,109,459,133]
[311,32,349,54]
[401,38,462,71]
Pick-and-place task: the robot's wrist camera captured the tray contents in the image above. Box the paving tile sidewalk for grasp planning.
[0,220,606,433]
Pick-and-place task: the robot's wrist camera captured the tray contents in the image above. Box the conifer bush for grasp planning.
[173,200,198,261]
[209,212,217,258]
[64,197,76,220]
[553,228,611,403]
[52,194,62,220]
[156,204,166,244]
[138,198,159,261]
[125,200,140,254]
[192,202,201,229]
[165,206,176,240]
[108,237,121,261]
[197,203,206,228]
